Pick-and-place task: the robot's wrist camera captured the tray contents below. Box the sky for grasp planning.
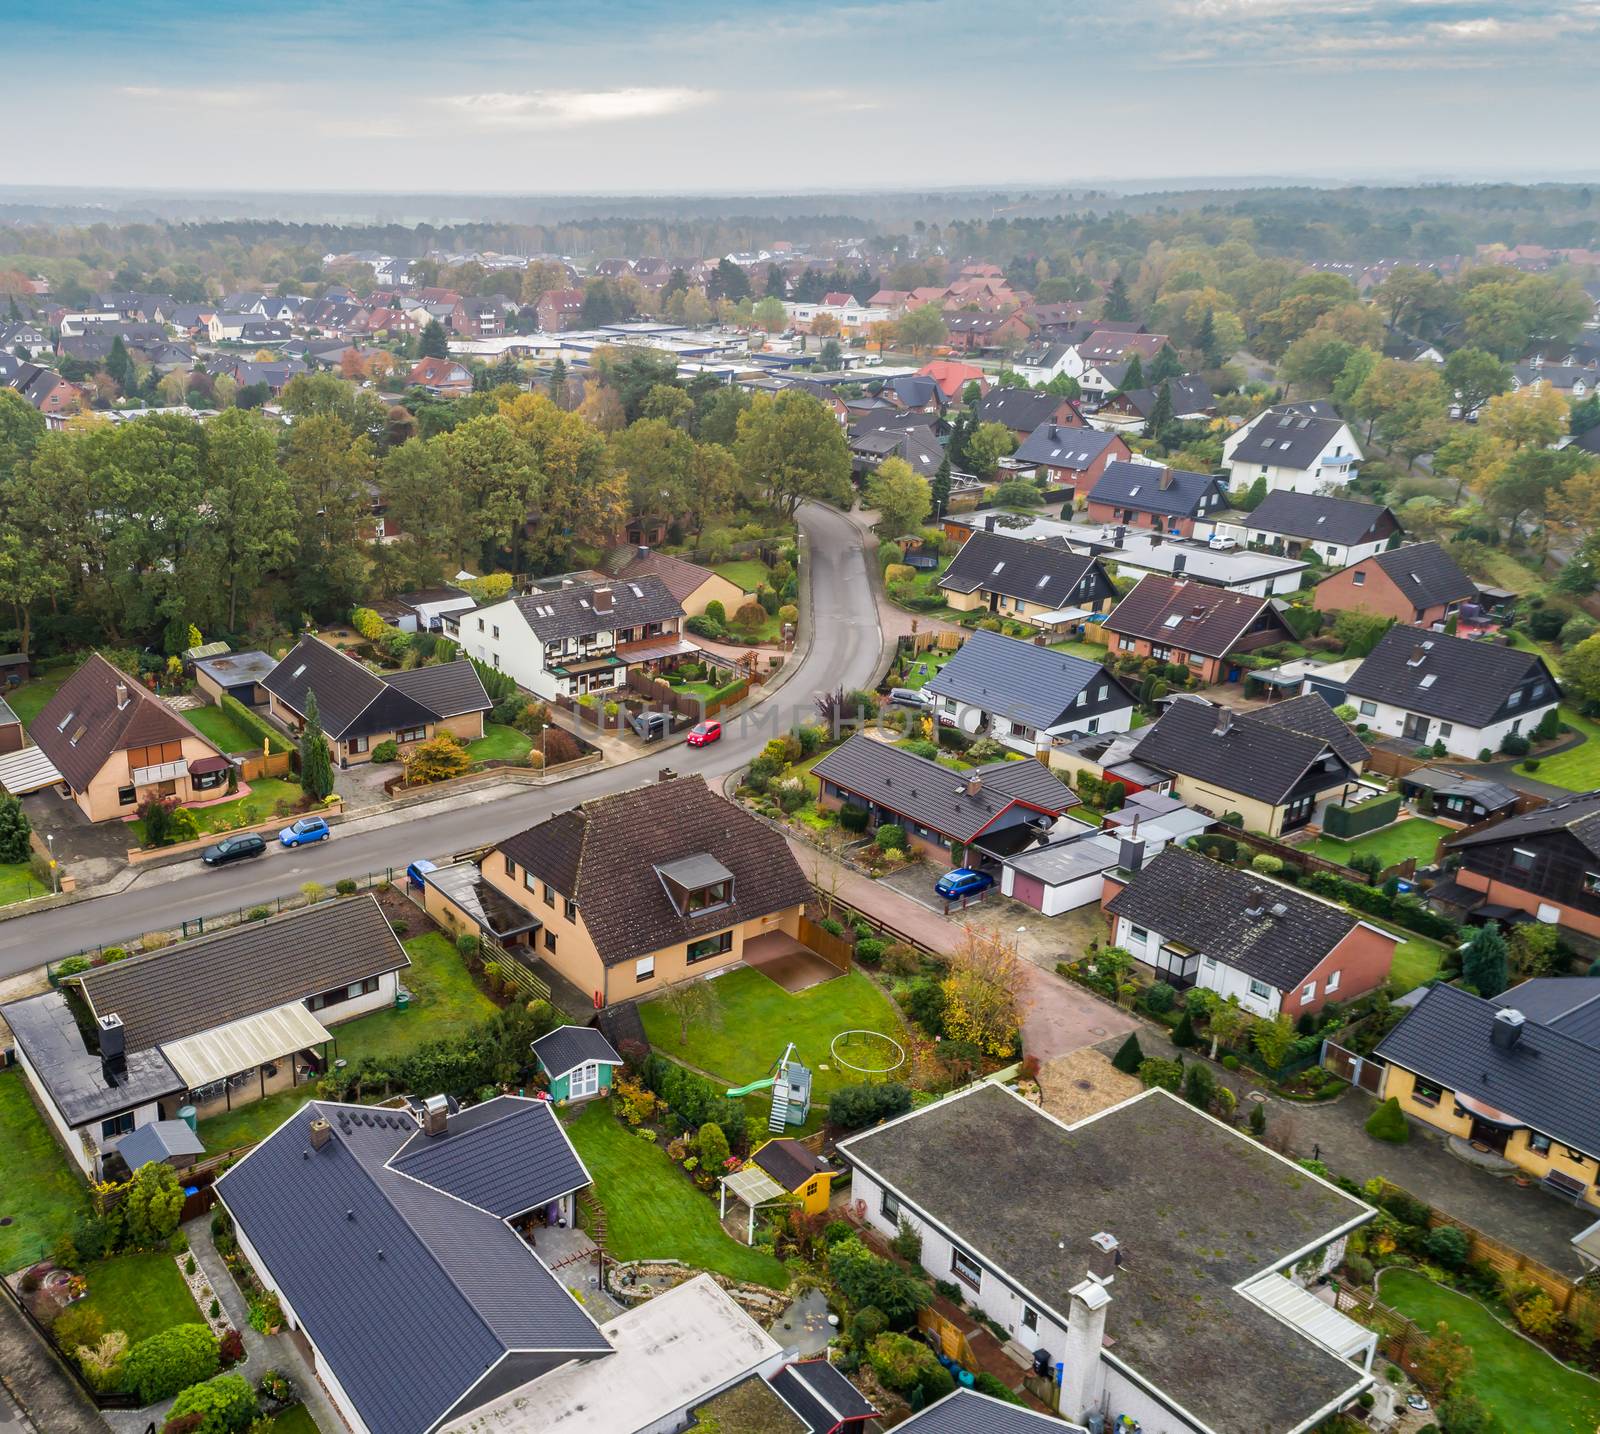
[7,0,1600,193]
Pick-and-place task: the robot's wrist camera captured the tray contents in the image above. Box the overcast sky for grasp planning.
[10,0,1600,192]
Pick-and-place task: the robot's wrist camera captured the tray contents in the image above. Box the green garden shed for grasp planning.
[532,1024,624,1103]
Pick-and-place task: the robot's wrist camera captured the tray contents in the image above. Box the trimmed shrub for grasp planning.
[855,938,887,964]
[1143,982,1176,1015]
[1110,1032,1144,1073]
[162,1373,257,1434]
[1171,1011,1197,1048]
[875,823,907,852]
[828,1082,913,1131]
[1364,1097,1410,1143]
[1424,1225,1470,1269]
[124,1325,220,1405]
[838,803,870,833]
[370,739,398,762]
[1498,731,1530,757]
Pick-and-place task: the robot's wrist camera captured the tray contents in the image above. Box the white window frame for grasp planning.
[1248,978,1272,1001]
[569,1061,600,1099]
[1326,969,1341,993]
[951,1244,983,1291]
[635,955,655,982]
[1301,981,1317,1003]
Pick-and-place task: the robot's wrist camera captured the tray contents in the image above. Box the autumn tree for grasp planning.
[1351,359,1449,467]
[940,929,1023,1058]
[864,456,931,537]
[965,421,1017,478]
[201,408,295,629]
[897,303,948,354]
[1442,347,1511,421]
[1478,383,1569,451]
[733,390,852,517]
[281,412,375,615]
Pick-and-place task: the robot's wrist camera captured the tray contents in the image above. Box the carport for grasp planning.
[0,745,64,795]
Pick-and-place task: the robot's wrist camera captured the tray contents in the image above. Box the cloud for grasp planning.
[432,87,711,129]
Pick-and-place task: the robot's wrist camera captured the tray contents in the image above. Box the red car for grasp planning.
[687,720,722,747]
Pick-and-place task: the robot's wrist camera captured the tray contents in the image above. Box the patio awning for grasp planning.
[0,746,65,795]
[189,755,231,775]
[722,1165,785,1209]
[615,636,700,664]
[1245,1274,1375,1362]
[1454,1092,1526,1128]
[551,655,623,677]
[161,1001,332,1089]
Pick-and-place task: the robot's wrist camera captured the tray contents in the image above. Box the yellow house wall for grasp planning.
[436,712,485,742]
[683,574,747,619]
[1168,777,1284,835]
[77,734,226,823]
[942,588,983,614]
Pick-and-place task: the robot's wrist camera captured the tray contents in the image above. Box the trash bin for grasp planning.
[178,1104,197,1133]
[395,990,411,1011]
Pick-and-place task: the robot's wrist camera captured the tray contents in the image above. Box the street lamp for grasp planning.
[45,832,58,895]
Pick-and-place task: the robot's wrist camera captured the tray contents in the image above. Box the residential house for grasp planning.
[1092,375,1215,433]
[813,733,1079,863]
[1103,845,1399,1015]
[1397,767,1518,825]
[263,636,490,764]
[0,358,78,415]
[1512,364,1597,401]
[423,775,813,1006]
[1083,461,1228,536]
[894,1390,1084,1434]
[936,528,1116,625]
[463,575,688,701]
[29,654,230,822]
[1221,402,1362,494]
[0,318,48,351]
[1011,341,1076,387]
[973,387,1083,442]
[883,374,946,414]
[1,897,409,1177]
[916,360,987,402]
[611,547,745,620]
[1254,691,1372,774]
[452,296,506,337]
[531,1024,622,1103]
[1067,329,1172,380]
[1434,791,1600,937]
[850,422,944,483]
[1103,575,1296,685]
[1313,541,1476,626]
[926,628,1138,752]
[1218,492,1400,568]
[1010,423,1128,497]
[392,585,478,633]
[192,650,279,709]
[1376,983,1600,1209]
[407,356,474,398]
[748,1138,835,1215]
[1344,626,1559,757]
[216,356,308,395]
[943,310,1030,353]
[1125,700,1363,835]
[536,288,587,331]
[841,1084,1376,1434]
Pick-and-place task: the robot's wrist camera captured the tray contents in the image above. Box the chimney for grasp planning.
[1113,525,1126,549]
[1213,707,1233,737]
[1158,468,1174,491]
[98,1014,126,1079]
[1118,837,1145,874]
[422,1094,450,1137]
[1491,1007,1525,1050]
[592,585,614,614]
[1173,553,1186,575]
[1061,1275,1111,1424]
[1049,424,1059,440]
[1088,1231,1120,1285]
[966,772,983,798]
[985,514,998,532]
[308,1117,331,1150]
[636,544,649,560]
[115,682,129,711]
[658,766,677,783]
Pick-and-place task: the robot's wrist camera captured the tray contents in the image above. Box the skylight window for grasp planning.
[1036,575,1052,588]
[1163,613,1184,628]
[629,583,643,597]
[292,664,306,679]
[1419,674,1437,688]
[56,710,75,732]
[1129,486,1140,497]
[991,561,1006,575]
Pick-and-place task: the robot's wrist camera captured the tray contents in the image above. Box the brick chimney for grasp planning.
[592,585,614,615]
[309,1117,332,1150]
[115,682,130,711]
[1158,468,1174,491]
[966,771,983,798]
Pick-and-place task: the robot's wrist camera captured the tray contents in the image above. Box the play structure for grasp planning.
[830,1029,906,1078]
[727,1042,813,1132]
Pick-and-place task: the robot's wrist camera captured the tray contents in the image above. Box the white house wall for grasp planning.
[322,969,400,1025]
[15,1042,94,1177]
[1112,915,1284,1018]
[1002,865,1108,915]
[1350,697,1558,760]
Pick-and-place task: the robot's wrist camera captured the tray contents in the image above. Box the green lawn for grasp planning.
[264,1409,322,1434]
[0,1070,90,1273]
[1519,706,1600,792]
[638,965,906,1112]
[562,1101,788,1288]
[128,777,304,845]
[1389,937,1444,994]
[1048,638,1112,662]
[7,667,71,728]
[467,723,533,763]
[183,704,261,753]
[897,648,955,691]
[1378,1269,1600,1434]
[0,861,47,906]
[1312,818,1450,870]
[713,560,771,593]
[197,932,496,1151]
[74,1251,201,1347]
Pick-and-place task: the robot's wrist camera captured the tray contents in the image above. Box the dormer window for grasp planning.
[655,853,735,916]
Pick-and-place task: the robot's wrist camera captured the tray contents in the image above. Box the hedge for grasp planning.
[467,653,518,703]
[639,1053,746,1133]
[1323,790,1401,841]
[124,1325,220,1405]
[218,694,285,758]
[828,1082,913,1131]
[1300,871,1458,940]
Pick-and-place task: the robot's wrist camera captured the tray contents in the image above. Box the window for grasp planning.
[1585,872,1600,897]
[1359,701,1376,717]
[1248,979,1271,1001]
[1529,1132,1552,1156]
[805,1181,818,1197]
[1021,1305,1039,1333]
[1438,723,1452,738]
[684,880,732,914]
[524,870,537,892]
[1326,970,1341,994]
[118,785,136,807]
[544,930,557,953]
[101,1112,135,1140]
[349,734,368,754]
[504,855,517,879]
[1352,571,1366,586]
[477,618,485,631]
[492,624,500,640]
[688,930,734,964]
[1127,925,1149,948]
[635,955,655,981]
[543,882,556,907]
[396,725,426,744]
[1511,847,1536,873]
[880,1189,901,1222]
[492,652,500,670]
[308,976,381,1011]
[1075,691,1086,706]
[1118,637,1135,652]
[1086,718,1099,734]
[569,1061,600,1098]
[1412,1077,1444,1106]
[1302,981,1317,1003]
[951,1244,983,1290]
[565,898,577,922]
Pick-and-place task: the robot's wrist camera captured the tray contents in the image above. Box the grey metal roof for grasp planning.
[0,991,184,1126]
[1012,423,1121,472]
[510,574,682,642]
[1107,846,1360,991]
[655,852,735,889]
[937,530,1106,608]
[926,629,1130,731]
[390,1095,590,1218]
[531,1025,623,1080]
[73,895,409,1054]
[214,1099,610,1434]
[112,1118,206,1170]
[1377,984,1600,1158]
[1497,978,1600,1048]
[1400,766,1517,812]
[897,1389,1072,1434]
[1087,461,1226,520]
[1004,830,1122,885]
[385,659,492,718]
[1347,626,1558,727]
[1246,491,1397,547]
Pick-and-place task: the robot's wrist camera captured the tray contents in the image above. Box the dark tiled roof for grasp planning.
[813,735,1075,845]
[263,637,435,740]
[926,628,1131,731]
[496,777,811,968]
[1132,700,1355,805]
[753,1138,828,1192]
[1255,692,1370,769]
[1447,790,1600,861]
[1364,542,1476,610]
[1104,575,1279,657]
[1107,847,1359,990]
[384,658,491,718]
[1247,492,1397,547]
[1229,408,1351,470]
[937,530,1103,607]
[1347,626,1558,727]
[390,1095,590,1218]
[1012,423,1121,472]
[775,1360,877,1427]
[31,653,225,793]
[73,896,409,1053]
[511,574,682,642]
[1376,984,1600,1158]
[1087,460,1226,520]
[840,1086,1370,1434]
[615,550,725,605]
[973,388,1077,432]
[215,1100,608,1434]
[897,1390,1065,1434]
[531,1024,623,1079]
[1496,977,1600,1048]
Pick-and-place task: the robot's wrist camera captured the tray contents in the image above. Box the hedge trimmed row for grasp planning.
[218,694,290,761]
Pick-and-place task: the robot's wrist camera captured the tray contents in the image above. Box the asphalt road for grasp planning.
[0,501,884,975]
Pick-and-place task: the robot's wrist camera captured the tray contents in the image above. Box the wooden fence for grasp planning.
[1331,1279,1426,1371]
[1365,748,1430,780]
[1321,1039,1386,1095]
[797,914,855,974]
[239,749,292,780]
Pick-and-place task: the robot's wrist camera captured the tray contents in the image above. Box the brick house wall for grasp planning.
[1313,561,1449,625]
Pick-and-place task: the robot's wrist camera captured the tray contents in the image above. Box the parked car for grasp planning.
[687,720,722,747]
[934,867,994,902]
[888,687,933,710]
[279,815,330,847]
[201,833,267,867]
[629,710,671,743]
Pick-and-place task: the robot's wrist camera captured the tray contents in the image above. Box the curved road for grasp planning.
[0,502,883,976]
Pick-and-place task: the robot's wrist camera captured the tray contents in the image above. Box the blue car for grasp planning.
[279,815,330,848]
[935,868,994,902]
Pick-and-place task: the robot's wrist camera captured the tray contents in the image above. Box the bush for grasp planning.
[1110,1032,1144,1073]
[1251,854,1283,876]
[696,1122,730,1172]
[830,1238,932,1326]
[902,978,946,1037]
[1498,732,1530,757]
[827,1082,913,1131]
[1144,982,1176,1014]
[247,1291,283,1334]
[855,938,886,964]
[163,1373,257,1434]
[124,1325,221,1405]
[1344,1253,1375,1286]
[1171,1010,1197,1048]
[838,803,870,833]
[1137,1058,1183,1092]
[1365,1096,1410,1143]
[867,1332,955,1404]
[1222,1054,1240,1071]
[1425,1225,1470,1269]
[370,739,398,763]
[876,823,906,851]
[901,738,939,760]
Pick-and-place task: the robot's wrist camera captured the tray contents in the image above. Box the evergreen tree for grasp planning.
[1195,307,1218,365]
[1104,274,1132,322]
[1462,923,1509,998]
[299,689,335,800]
[547,356,567,400]
[931,452,953,516]
[419,319,449,359]
[1116,352,1145,393]
[763,262,786,299]
[1149,344,1184,384]
[106,336,136,394]
[1171,1010,1197,1047]
[0,793,30,864]
[1241,474,1269,510]
[1111,1032,1144,1074]
[946,410,973,471]
[1145,382,1175,441]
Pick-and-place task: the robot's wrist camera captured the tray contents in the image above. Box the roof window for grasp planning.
[292,663,307,679]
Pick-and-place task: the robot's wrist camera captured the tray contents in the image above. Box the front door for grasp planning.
[1469,1117,1510,1154]
[569,1061,599,1099]
[1282,792,1316,831]
[1403,712,1431,742]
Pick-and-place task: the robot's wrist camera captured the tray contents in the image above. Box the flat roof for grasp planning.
[423,861,542,940]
